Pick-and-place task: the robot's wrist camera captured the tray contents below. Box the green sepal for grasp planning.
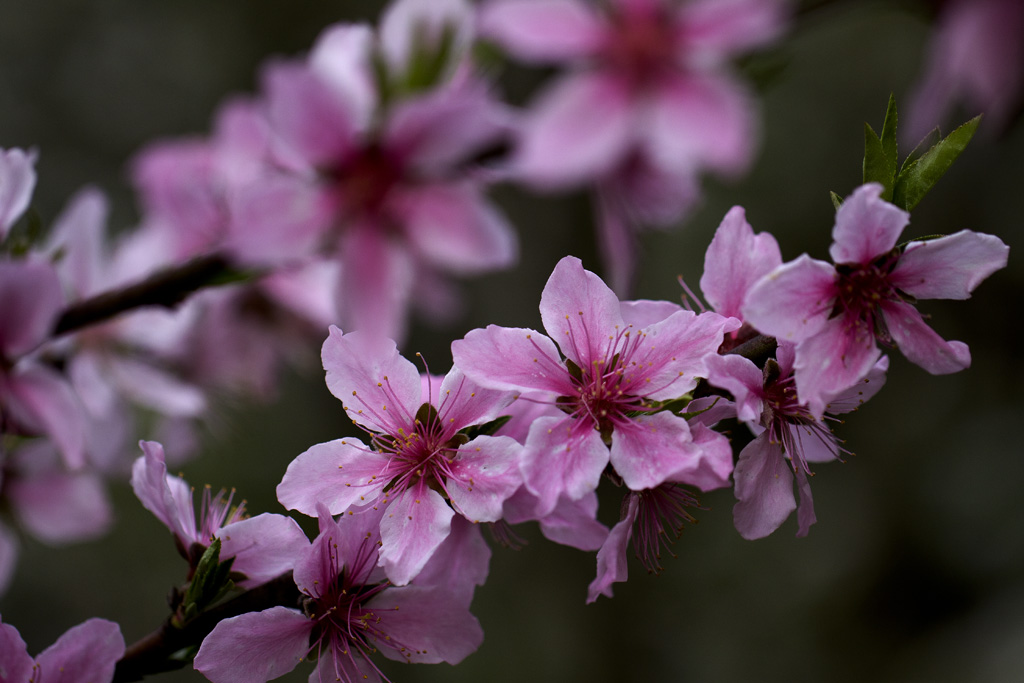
[892,114,981,211]
[1,208,43,257]
[415,402,440,428]
[400,22,457,94]
[830,191,844,211]
[861,95,900,202]
[565,358,584,383]
[460,414,512,440]
[679,396,721,421]
[632,394,694,418]
[176,538,236,627]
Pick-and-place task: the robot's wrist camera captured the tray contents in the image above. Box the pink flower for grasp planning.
[0,147,36,240]
[481,0,788,188]
[0,259,86,469]
[706,343,888,539]
[904,0,1024,143]
[0,615,124,683]
[193,504,486,683]
[277,327,522,585]
[0,441,113,596]
[131,440,308,587]
[452,256,739,516]
[228,4,516,340]
[742,183,1009,416]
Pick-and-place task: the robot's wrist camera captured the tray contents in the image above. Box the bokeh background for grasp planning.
[1,0,1022,681]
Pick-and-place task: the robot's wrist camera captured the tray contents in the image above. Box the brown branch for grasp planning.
[52,252,236,338]
[112,572,302,682]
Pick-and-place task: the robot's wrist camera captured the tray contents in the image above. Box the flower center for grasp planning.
[832,250,900,342]
[602,5,677,88]
[333,144,404,218]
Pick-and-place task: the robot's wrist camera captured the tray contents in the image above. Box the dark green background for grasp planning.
[2,1,1022,681]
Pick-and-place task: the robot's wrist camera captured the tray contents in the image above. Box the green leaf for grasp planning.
[830,191,843,211]
[460,414,512,440]
[880,93,898,173]
[862,123,892,200]
[900,127,940,175]
[178,539,236,625]
[893,114,981,211]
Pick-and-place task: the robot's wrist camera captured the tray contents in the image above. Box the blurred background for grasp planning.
[1,0,1022,681]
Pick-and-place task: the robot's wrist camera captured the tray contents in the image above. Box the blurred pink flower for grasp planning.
[0,147,36,240]
[0,615,124,683]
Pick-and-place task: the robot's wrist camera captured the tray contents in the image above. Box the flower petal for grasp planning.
[610,411,694,491]
[452,325,576,395]
[793,315,881,418]
[322,326,422,434]
[586,493,638,603]
[34,618,124,683]
[446,435,523,523]
[216,514,310,588]
[5,364,86,470]
[880,300,971,374]
[378,484,455,586]
[0,147,36,237]
[368,584,484,665]
[0,260,64,357]
[704,353,764,424]
[699,205,782,320]
[9,469,112,544]
[829,183,909,265]
[514,72,634,187]
[539,255,624,367]
[732,434,795,540]
[193,607,311,683]
[276,438,391,516]
[479,0,607,62]
[742,254,837,342]
[336,224,415,342]
[521,415,609,516]
[890,230,1009,300]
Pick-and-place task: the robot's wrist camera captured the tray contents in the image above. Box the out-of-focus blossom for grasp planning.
[0,258,85,469]
[452,256,738,517]
[131,440,307,587]
[481,0,787,292]
[194,504,486,683]
[224,0,517,340]
[0,441,112,596]
[743,183,1009,416]
[278,327,521,585]
[0,148,36,240]
[707,343,888,539]
[904,0,1024,144]
[0,615,124,683]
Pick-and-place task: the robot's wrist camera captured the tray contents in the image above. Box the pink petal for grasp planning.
[336,224,415,342]
[394,183,517,273]
[0,617,33,679]
[193,607,311,683]
[700,205,782,320]
[644,73,756,177]
[521,415,610,516]
[742,254,837,343]
[0,525,19,596]
[9,470,112,544]
[536,491,609,550]
[793,466,817,537]
[226,175,333,266]
[829,183,909,265]
[308,23,376,131]
[387,80,511,172]
[261,60,359,168]
[822,355,889,416]
[619,299,685,328]
[0,147,36,236]
[610,411,694,491]
[368,584,484,665]
[446,435,523,522]
[479,0,607,62]
[627,309,740,401]
[586,494,637,603]
[890,230,1009,300]
[276,438,391,516]
[35,618,124,683]
[451,325,576,395]
[5,365,86,470]
[594,191,640,297]
[732,434,795,540]
[704,353,765,424]
[880,300,971,375]
[413,515,491,597]
[46,187,109,299]
[322,326,423,434]
[107,356,206,418]
[514,72,635,187]
[378,484,455,586]
[436,366,514,433]
[0,260,64,357]
[676,0,789,57]
[539,255,624,367]
[793,315,881,418]
[216,514,310,588]
[131,440,194,544]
